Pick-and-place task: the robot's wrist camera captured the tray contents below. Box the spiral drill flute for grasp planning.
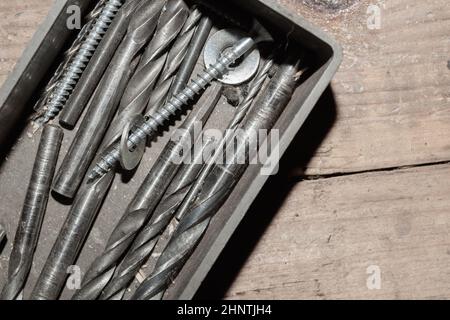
[99,58,273,300]
[145,8,202,114]
[1,125,63,300]
[101,0,191,150]
[72,83,223,300]
[88,36,256,182]
[59,0,142,128]
[33,0,107,113]
[131,50,301,300]
[36,0,124,125]
[30,0,167,301]
[52,0,167,199]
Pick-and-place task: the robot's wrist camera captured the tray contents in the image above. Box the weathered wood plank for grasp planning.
[279,0,450,175]
[222,163,450,299]
[0,0,53,86]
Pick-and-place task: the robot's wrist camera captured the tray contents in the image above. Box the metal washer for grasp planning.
[204,29,260,85]
[119,114,146,171]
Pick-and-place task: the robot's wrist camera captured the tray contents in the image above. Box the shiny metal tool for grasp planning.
[132,50,301,300]
[88,36,256,182]
[35,0,124,125]
[101,0,192,155]
[33,0,107,113]
[72,83,223,300]
[99,57,272,300]
[52,0,167,199]
[1,125,63,300]
[59,0,141,128]
[30,0,167,301]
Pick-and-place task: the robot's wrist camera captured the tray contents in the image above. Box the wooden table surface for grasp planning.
[0,0,449,299]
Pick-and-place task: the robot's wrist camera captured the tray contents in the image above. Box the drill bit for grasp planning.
[131,51,301,300]
[59,0,141,128]
[88,36,256,182]
[30,0,167,301]
[145,7,202,114]
[72,83,223,300]
[1,125,63,300]
[169,15,213,99]
[52,0,165,199]
[33,0,107,113]
[35,0,124,125]
[101,0,191,150]
[101,135,215,300]
[99,58,272,300]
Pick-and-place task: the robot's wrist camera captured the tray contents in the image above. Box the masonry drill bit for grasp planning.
[88,36,256,182]
[52,0,165,199]
[99,59,272,300]
[59,0,141,128]
[1,125,63,300]
[30,1,167,301]
[101,0,191,149]
[72,83,223,300]
[35,0,124,125]
[33,0,107,113]
[132,50,301,300]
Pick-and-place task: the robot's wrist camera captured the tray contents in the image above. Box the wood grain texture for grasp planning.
[0,0,54,86]
[224,164,450,299]
[280,0,450,175]
[0,0,449,300]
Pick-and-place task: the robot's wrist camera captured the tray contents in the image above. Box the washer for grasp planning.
[204,29,260,85]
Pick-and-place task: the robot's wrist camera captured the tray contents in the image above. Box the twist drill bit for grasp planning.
[101,0,191,149]
[1,125,63,300]
[52,0,166,199]
[88,36,256,182]
[100,136,215,300]
[132,51,301,300]
[59,0,142,128]
[145,8,202,114]
[99,59,273,300]
[169,16,213,99]
[33,0,107,113]
[30,1,167,301]
[36,0,124,125]
[72,83,223,300]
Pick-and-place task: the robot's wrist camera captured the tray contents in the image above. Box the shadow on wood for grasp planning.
[195,85,338,299]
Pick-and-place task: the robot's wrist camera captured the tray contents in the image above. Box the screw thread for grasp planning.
[39,0,123,124]
[88,38,255,181]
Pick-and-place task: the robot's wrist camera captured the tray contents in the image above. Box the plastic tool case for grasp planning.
[0,0,342,298]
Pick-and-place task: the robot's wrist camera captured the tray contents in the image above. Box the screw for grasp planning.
[36,0,124,125]
[88,36,256,182]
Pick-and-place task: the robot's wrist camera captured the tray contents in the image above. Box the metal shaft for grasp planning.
[30,1,167,301]
[101,0,191,151]
[132,51,300,300]
[88,37,256,182]
[36,0,124,125]
[100,58,272,300]
[169,16,213,99]
[72,83,223,300]
[33,0,107,113]
[59,0,141,128]
[52,0,165,199]
[0,224,6,252]
[145,8,202,114]
[1,125,63,300]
